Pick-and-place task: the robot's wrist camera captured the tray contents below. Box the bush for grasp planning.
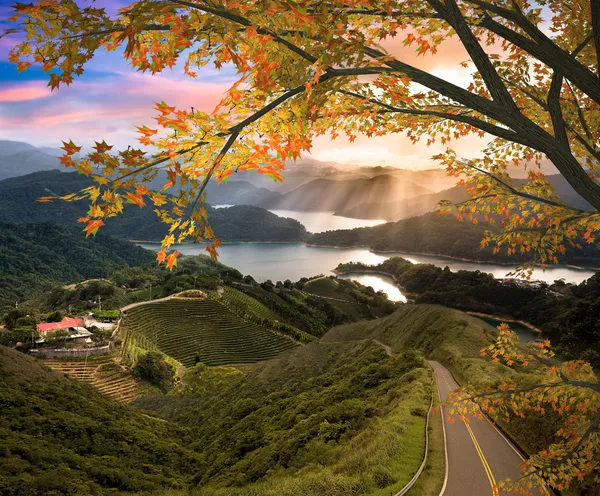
[133,351,174,391]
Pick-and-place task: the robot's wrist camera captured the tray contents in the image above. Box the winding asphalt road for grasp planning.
[429,361,541,496]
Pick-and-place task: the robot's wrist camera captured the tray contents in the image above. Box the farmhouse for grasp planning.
[37,317,86,338]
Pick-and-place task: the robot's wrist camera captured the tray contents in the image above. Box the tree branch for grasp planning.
[590,0,600,73]
[363,46,506,121]
[428,0,518,111]
[548,73,568,145]
[169,0,319,65]
[460,159,587,212]
[478,13,600,104]
[339,89,533,147]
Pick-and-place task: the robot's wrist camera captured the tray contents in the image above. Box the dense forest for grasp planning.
[0,339,431,496]
[337,257,600,366]
[311,212,600,266]
[0,170,309,241]
[0,346,200,494]
[0,221,154,311]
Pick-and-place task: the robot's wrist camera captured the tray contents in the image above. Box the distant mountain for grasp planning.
[0,170,309,242]
[335,174,593,221]
[204,180,281,206]
[336,186,469,220]
[259,175,433,212]
[0,140,63,180]
[357,167,459,191]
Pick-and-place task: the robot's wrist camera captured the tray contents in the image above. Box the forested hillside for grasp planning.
[0,170,309,241]
[0,222,154,311]
[0,346,200,494]
[310,212,600,265]
[136,340,432,496]
[337,257,600,366]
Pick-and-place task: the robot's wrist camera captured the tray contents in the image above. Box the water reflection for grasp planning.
[268,210,386,233]
[338,273,407,302]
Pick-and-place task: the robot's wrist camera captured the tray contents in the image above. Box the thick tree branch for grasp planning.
[363,46,507,121]
[429,0,518,111]
[478,13,600,104]
[340,89,532,147]
[548,74,568,145]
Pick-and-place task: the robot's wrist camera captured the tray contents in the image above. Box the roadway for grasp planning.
[429,360,540,496]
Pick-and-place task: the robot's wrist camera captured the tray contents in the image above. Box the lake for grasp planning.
[473,316,540,344]
[268,210,386,233]
[137,242,596,303]
[213,207,387,233]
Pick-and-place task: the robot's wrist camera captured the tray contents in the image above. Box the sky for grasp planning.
[0,0,502,170]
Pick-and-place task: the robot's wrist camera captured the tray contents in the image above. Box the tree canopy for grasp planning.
[4,0,600,493]
[4,0,600,272]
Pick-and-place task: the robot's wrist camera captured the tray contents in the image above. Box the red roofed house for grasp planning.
[37,317,85,338]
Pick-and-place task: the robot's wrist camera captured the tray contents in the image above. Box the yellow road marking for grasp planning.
[464,421,498,494]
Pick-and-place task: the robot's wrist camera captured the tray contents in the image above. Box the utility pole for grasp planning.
[98,295,102,311]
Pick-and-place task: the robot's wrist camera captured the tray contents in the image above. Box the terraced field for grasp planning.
[120,298,298,367]
[40,356,146,403]
[211,286,278,321]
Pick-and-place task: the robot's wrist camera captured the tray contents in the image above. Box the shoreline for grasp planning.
[130,239,307,245]
[465,311,543,334]
[132,239,600,272]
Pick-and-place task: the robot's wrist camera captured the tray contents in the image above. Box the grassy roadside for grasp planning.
[404,405,445,496]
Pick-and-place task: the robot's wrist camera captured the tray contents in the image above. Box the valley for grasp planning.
[1,144,599,496]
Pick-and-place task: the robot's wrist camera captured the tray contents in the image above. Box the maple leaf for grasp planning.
[124,192,145,208]
[83,219,104,237]
[61,140,81,155]
[156,247,167,265]
[166,251,179,270]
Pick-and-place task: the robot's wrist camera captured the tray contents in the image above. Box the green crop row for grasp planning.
[120,299,297,367]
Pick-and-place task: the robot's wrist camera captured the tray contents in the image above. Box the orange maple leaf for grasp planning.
[83,219,105,237]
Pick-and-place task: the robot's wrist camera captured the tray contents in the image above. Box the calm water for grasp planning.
[338,273,407,302]
[137,242,596,303]
[213,206,387,233]
[268,210,386,233]
[474,316,540,344]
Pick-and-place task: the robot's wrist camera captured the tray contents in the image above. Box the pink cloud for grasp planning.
[120,73,233,112]
[0,72,235,148]
[0,83,51,102]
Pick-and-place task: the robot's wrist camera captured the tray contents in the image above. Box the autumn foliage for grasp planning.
[450,324,600,493]
[4,0,600,491]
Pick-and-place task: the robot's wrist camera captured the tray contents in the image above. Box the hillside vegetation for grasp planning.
[136,341,432,496]
[310,211,600,265]
[0,346,200,495]
[337,257,600,366]
[0,170,309,241]
[120,298,298,367]
[323,304,511,385]
[0,221,154,311]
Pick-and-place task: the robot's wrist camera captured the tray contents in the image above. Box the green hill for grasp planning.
[0,221,155,311]
[120,297,298,367]
[323,304,512,385]
[0,170,309,241]
[0,345,200,495]
[136,340,433,496]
